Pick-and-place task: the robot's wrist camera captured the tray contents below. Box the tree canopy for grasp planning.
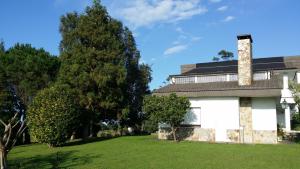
[57,0,151,135]
[27,85,80,147]
[218,50,234,61]
[143,93,190,141]
[0,44,60,107]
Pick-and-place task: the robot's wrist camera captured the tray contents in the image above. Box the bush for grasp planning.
[143,119,158,133]
[27,85,80,147]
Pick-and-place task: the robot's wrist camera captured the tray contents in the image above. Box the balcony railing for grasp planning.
[172,72,270,84]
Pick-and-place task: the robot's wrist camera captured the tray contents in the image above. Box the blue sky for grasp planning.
[0,0,299,90]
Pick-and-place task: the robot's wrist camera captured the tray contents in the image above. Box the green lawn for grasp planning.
[8,135,300,169]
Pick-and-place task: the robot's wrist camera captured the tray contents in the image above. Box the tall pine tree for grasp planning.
[58,0,151,136]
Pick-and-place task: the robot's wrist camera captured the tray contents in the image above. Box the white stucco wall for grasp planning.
[252,98,277,130]
[189,97,240,141]
[182,107,201,125]
[189,97,240,129]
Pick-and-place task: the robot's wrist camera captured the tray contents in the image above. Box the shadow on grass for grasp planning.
[9,150,101,169]
[63,136,120,147]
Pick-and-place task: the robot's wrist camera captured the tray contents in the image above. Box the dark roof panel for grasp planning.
[183,56,298,75]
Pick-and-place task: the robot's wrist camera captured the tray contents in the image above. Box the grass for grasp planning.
[8,135,300,169]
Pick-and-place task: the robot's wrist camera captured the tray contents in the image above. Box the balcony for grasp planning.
[171,72,270,84]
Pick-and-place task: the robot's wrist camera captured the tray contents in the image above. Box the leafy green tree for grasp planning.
[143,93,190,141]
[0,40,4,55]
[27,85,80,147]
[0,65,14,125]
[1,43,60,107]
[58,0,151,136]
[290,82,300,129]
[0,48,15,136]
[212,56,220,62]
[120,28,152,128]
[218,50,234,61]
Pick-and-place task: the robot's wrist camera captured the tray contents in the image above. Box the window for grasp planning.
[182,107,201,125]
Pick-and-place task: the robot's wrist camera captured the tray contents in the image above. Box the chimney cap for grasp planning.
[237,34,253,43]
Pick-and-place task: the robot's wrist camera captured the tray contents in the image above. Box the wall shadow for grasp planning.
[163,127,195,141]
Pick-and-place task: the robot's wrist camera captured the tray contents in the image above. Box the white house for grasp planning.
[154,34,300,144]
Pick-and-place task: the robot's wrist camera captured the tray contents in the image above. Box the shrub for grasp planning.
[27,85,80,147]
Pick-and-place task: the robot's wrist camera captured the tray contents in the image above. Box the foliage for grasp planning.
[0,62,15,136]
[143,119,158,133]
[0,43,60,107]
[120,28,152,127]
[0,40,4,55]
[58,0,151,135]
[218,50,234,61]
[290,82,300,128]
[27,85,80,147]
[143,93,190,141]
[212,56,220,62]
[290,82,300,108]
[8,135,300,169]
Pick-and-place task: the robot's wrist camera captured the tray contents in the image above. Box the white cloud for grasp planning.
[222,16,235,22]
[120,0,207,28]
[217,6,228,11]
[164,45,187,55]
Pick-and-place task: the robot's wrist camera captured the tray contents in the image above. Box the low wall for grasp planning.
[159,127,278,144]
[227,129,240,143]
[252,130,277,144]
[158,127,215,142]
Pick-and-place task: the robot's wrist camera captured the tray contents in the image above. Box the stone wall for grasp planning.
[158,127,215,142]
[253,130,277,144]
[238,38,253,86]
[159,127,278,144]
[227,129,240,143]
[239,97,253,143]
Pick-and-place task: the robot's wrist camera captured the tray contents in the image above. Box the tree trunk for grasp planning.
[70,131,76,141]
[171,126,177,142]
[89,120,93,138]
[0,148,7,169]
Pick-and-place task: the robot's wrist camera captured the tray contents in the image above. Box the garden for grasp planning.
[8,135,300,169]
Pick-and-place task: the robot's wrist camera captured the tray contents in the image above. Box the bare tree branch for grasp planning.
[12,121,20,129]
[0,119,6,127]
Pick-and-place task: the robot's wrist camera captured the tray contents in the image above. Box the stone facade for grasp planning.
[238,38,253,86]
[253,130,277,144]
[239,97,253,143]
[227,129,240,143]
[159,127,278,144]
[158,127,215,142]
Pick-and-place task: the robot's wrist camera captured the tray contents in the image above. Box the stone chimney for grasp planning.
[237,34,253,86]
